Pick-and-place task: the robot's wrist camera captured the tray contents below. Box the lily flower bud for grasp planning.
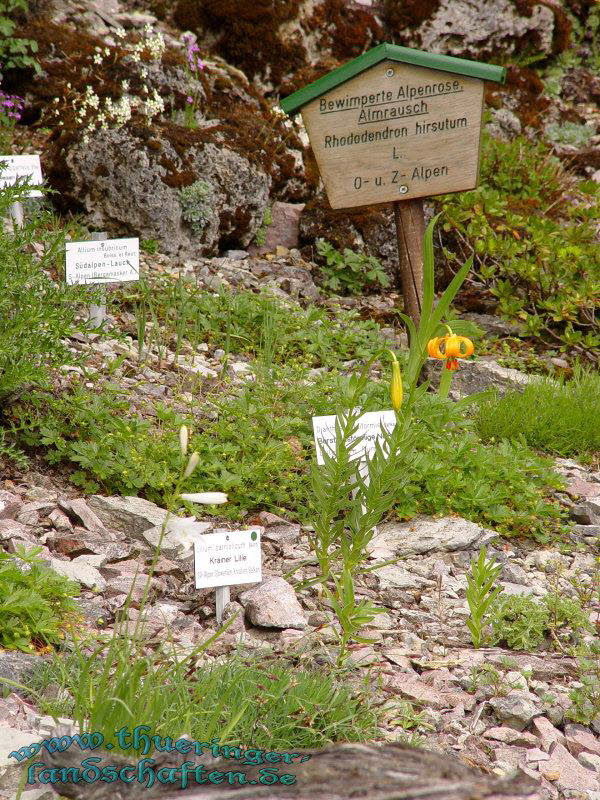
[180,492,228,505]
[183,451,200,478]
[388,350,403,412]
[179,424,189,456]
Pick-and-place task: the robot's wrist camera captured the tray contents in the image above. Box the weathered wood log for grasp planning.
[38,740,541,800]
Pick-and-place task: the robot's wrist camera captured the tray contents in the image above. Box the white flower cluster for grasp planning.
[129,24,165,64]
[50,23,168,144]
[141,88,164,120]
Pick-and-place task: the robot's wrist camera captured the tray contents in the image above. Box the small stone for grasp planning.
[505,671,529,691]
[221,601,246,633]
[571,500,600,525]
[0,519,35,544]
[49,557,106,590]
[48,509,73,531]
[239,577,306,630]
[483,727,539,747]
[542,743,599,791]
[373,515,497,557]
[489,693,540,731]
[533,717,566,751]
[579,753,600,773]
[224,250,249,260]
[59,498,108,532]
[0,490,21,520]
[563,477,600,499]
[564,724,600,758]
[501,563,529,585]
[384,674,475,711]
[346,646,378,667]
[526,748,550,763]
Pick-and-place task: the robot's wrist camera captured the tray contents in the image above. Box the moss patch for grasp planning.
[485,66,551,129]
[173,0,306,88]
[383,0,441,32]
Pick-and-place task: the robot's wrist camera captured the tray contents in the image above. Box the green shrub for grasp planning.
[389,393,567,542]
[315,239,390,295]
[9,375,567,540]
[491,592,592,651]
[10,367,339,512]
[0,177,88,400]
[0,545,80,652]
[440,133,600,355]
[475,367,600,462]
[545,121,594,148]
[568,642,600,726]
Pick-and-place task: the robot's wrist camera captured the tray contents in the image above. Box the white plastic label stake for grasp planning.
[312,409,396,466]
[194,528,262,623]
[65,237,140,285]
[0,154,43,197]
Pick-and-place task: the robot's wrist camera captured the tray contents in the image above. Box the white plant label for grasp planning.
[194,527,262,589]
[65,238,140,285]
[0,154,43,197]
[312,409,396,466]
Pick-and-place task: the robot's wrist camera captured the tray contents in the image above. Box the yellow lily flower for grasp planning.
[427,328,474,371]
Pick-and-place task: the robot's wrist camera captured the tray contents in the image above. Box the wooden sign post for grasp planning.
[281,44,505,331]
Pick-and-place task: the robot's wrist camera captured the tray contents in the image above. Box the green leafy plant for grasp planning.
[0,0,40,72]
[467,664,529,696]
[0,545,80,652]
[315,239,390,295]
[254,204,273,247]
[568,642,600,726]
[31,649,380,751]
[140,237,159,254]
[323,566,387,665]
[465,546,503,648]
[545,121,594,148]
[440,133,600,357]
[119,279,384,370]
[491,592,593,651]
[179,179,216,236]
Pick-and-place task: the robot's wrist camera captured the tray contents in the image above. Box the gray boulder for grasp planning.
[391,0,560,61]
[489,692,541,732]
[88,495,169,536]
[426,357,544,398]
[61,130,270,257]
[239,576,306,630]
[371,516,497,557]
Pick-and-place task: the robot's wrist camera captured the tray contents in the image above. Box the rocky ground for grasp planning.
[0,338,599,799]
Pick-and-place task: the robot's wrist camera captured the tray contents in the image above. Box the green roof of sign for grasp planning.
[281,43,506,115]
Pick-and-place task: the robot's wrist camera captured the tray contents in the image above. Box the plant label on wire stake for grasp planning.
[0,154,44,227]
[65,237,140,285]
[312,409,396,466]
[194,527,262,623]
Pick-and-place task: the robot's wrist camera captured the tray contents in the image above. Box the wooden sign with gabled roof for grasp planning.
[281,43,505,326]
[281,43,505,209]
